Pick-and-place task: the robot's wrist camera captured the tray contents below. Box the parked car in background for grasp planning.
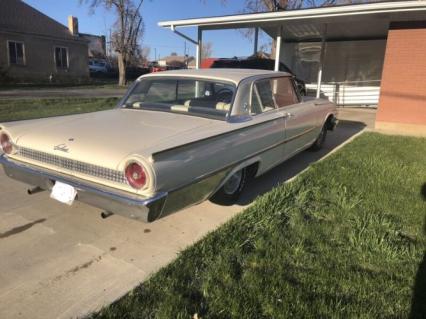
[147,61,167,73]
[88,60,108,74]
[0,69,337,223]
[208,57,307,96]
[126,66,150,79]
[150,66,167,72]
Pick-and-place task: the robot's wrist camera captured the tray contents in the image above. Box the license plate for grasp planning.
[50,181,77,205]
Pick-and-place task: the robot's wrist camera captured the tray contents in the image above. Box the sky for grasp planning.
[24,0,272,60]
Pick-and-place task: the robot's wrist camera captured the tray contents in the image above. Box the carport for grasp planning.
[159,1,426,136]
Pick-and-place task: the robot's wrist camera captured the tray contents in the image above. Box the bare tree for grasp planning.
[140,46,151,65]
[202,42,214,59]
[238,0,377,12]
[81,0,144,86]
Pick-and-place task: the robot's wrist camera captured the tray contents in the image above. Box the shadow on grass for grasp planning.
[237,120,366,206]
[409,183,426,319]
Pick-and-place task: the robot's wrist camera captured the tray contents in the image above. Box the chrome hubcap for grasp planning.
[223,171,243,195]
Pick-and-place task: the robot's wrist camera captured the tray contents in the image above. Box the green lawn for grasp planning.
[0,98,118,122]
[90,132,426,319]
[0,79,127,90]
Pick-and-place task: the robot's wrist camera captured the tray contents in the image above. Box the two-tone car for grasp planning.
[0,69,337,222]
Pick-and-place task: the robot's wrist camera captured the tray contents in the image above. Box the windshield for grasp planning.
[121,77,236,120]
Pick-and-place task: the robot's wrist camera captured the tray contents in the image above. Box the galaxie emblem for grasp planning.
[53,143,70,153]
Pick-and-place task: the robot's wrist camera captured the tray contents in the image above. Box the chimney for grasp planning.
[68,16,79,36]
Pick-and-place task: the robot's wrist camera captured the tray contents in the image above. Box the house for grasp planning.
[159,1,426,137]
[0,0,89,82]
[80,33,106,59]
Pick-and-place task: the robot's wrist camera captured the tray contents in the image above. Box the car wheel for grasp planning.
[210,168,247,205]
[310,124,327,151]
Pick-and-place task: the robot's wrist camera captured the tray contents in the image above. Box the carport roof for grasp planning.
[158,1,426,42]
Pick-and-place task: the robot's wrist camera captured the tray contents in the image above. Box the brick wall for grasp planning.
[376,22,426,135]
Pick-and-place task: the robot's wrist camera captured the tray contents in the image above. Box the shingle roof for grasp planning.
[0,0,83,41]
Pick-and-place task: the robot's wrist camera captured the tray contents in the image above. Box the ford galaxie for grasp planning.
[0,69,337,222]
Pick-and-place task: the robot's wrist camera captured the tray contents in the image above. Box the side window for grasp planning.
[271,77,299,108]
[55,47,68,69]
[250,85,263,115]
[8,41,25,65]
[250,79,276,115]
[256,80,275,109]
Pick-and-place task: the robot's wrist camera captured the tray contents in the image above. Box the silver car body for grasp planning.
[0,69,337,222]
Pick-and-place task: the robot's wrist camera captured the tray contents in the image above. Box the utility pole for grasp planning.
[184,41,187,67]
[108,29,112,57]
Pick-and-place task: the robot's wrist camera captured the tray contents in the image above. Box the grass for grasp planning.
[90,132,426,319]
[0,97,119,122]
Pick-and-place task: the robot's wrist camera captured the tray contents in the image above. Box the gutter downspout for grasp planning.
[170,25,198,45]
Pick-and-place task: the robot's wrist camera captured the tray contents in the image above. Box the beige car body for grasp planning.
[0,69,337,222]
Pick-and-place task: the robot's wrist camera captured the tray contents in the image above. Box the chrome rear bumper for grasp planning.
[0,155,168,222]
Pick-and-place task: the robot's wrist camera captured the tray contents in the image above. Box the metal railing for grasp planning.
[306,80,381,107]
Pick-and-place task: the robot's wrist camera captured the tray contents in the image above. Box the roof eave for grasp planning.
[158,1,426,29]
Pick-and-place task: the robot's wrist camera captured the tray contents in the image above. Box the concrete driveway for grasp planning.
[0,108,374,319]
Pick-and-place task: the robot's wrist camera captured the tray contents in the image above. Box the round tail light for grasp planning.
[0,133,13,154]
[125,162,147,189]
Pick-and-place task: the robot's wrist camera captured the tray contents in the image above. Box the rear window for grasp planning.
[122,77,236,120]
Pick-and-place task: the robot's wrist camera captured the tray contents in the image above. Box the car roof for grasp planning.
[139,68,291,85]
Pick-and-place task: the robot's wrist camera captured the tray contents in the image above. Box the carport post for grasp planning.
[196,27,203,69]
[253,27,259,55]
[316,25,327,98]
[274,28,282,72]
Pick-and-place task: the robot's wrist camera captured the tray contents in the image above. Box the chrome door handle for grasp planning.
[279,112,295,119]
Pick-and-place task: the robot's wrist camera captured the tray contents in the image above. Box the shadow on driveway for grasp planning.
[238,120,366,206]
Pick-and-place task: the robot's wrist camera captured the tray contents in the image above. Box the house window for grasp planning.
[8,41,25,65]
[55,47,68,69]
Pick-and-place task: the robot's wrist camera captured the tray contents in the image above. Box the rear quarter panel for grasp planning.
[151,113,285,193]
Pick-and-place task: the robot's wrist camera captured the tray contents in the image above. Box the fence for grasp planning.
[306,80,381,107]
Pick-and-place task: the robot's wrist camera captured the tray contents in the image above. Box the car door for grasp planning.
[248,78,287,172]
[271,77,318,158]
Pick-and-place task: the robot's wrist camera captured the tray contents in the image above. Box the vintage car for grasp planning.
[0,69,337,222]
